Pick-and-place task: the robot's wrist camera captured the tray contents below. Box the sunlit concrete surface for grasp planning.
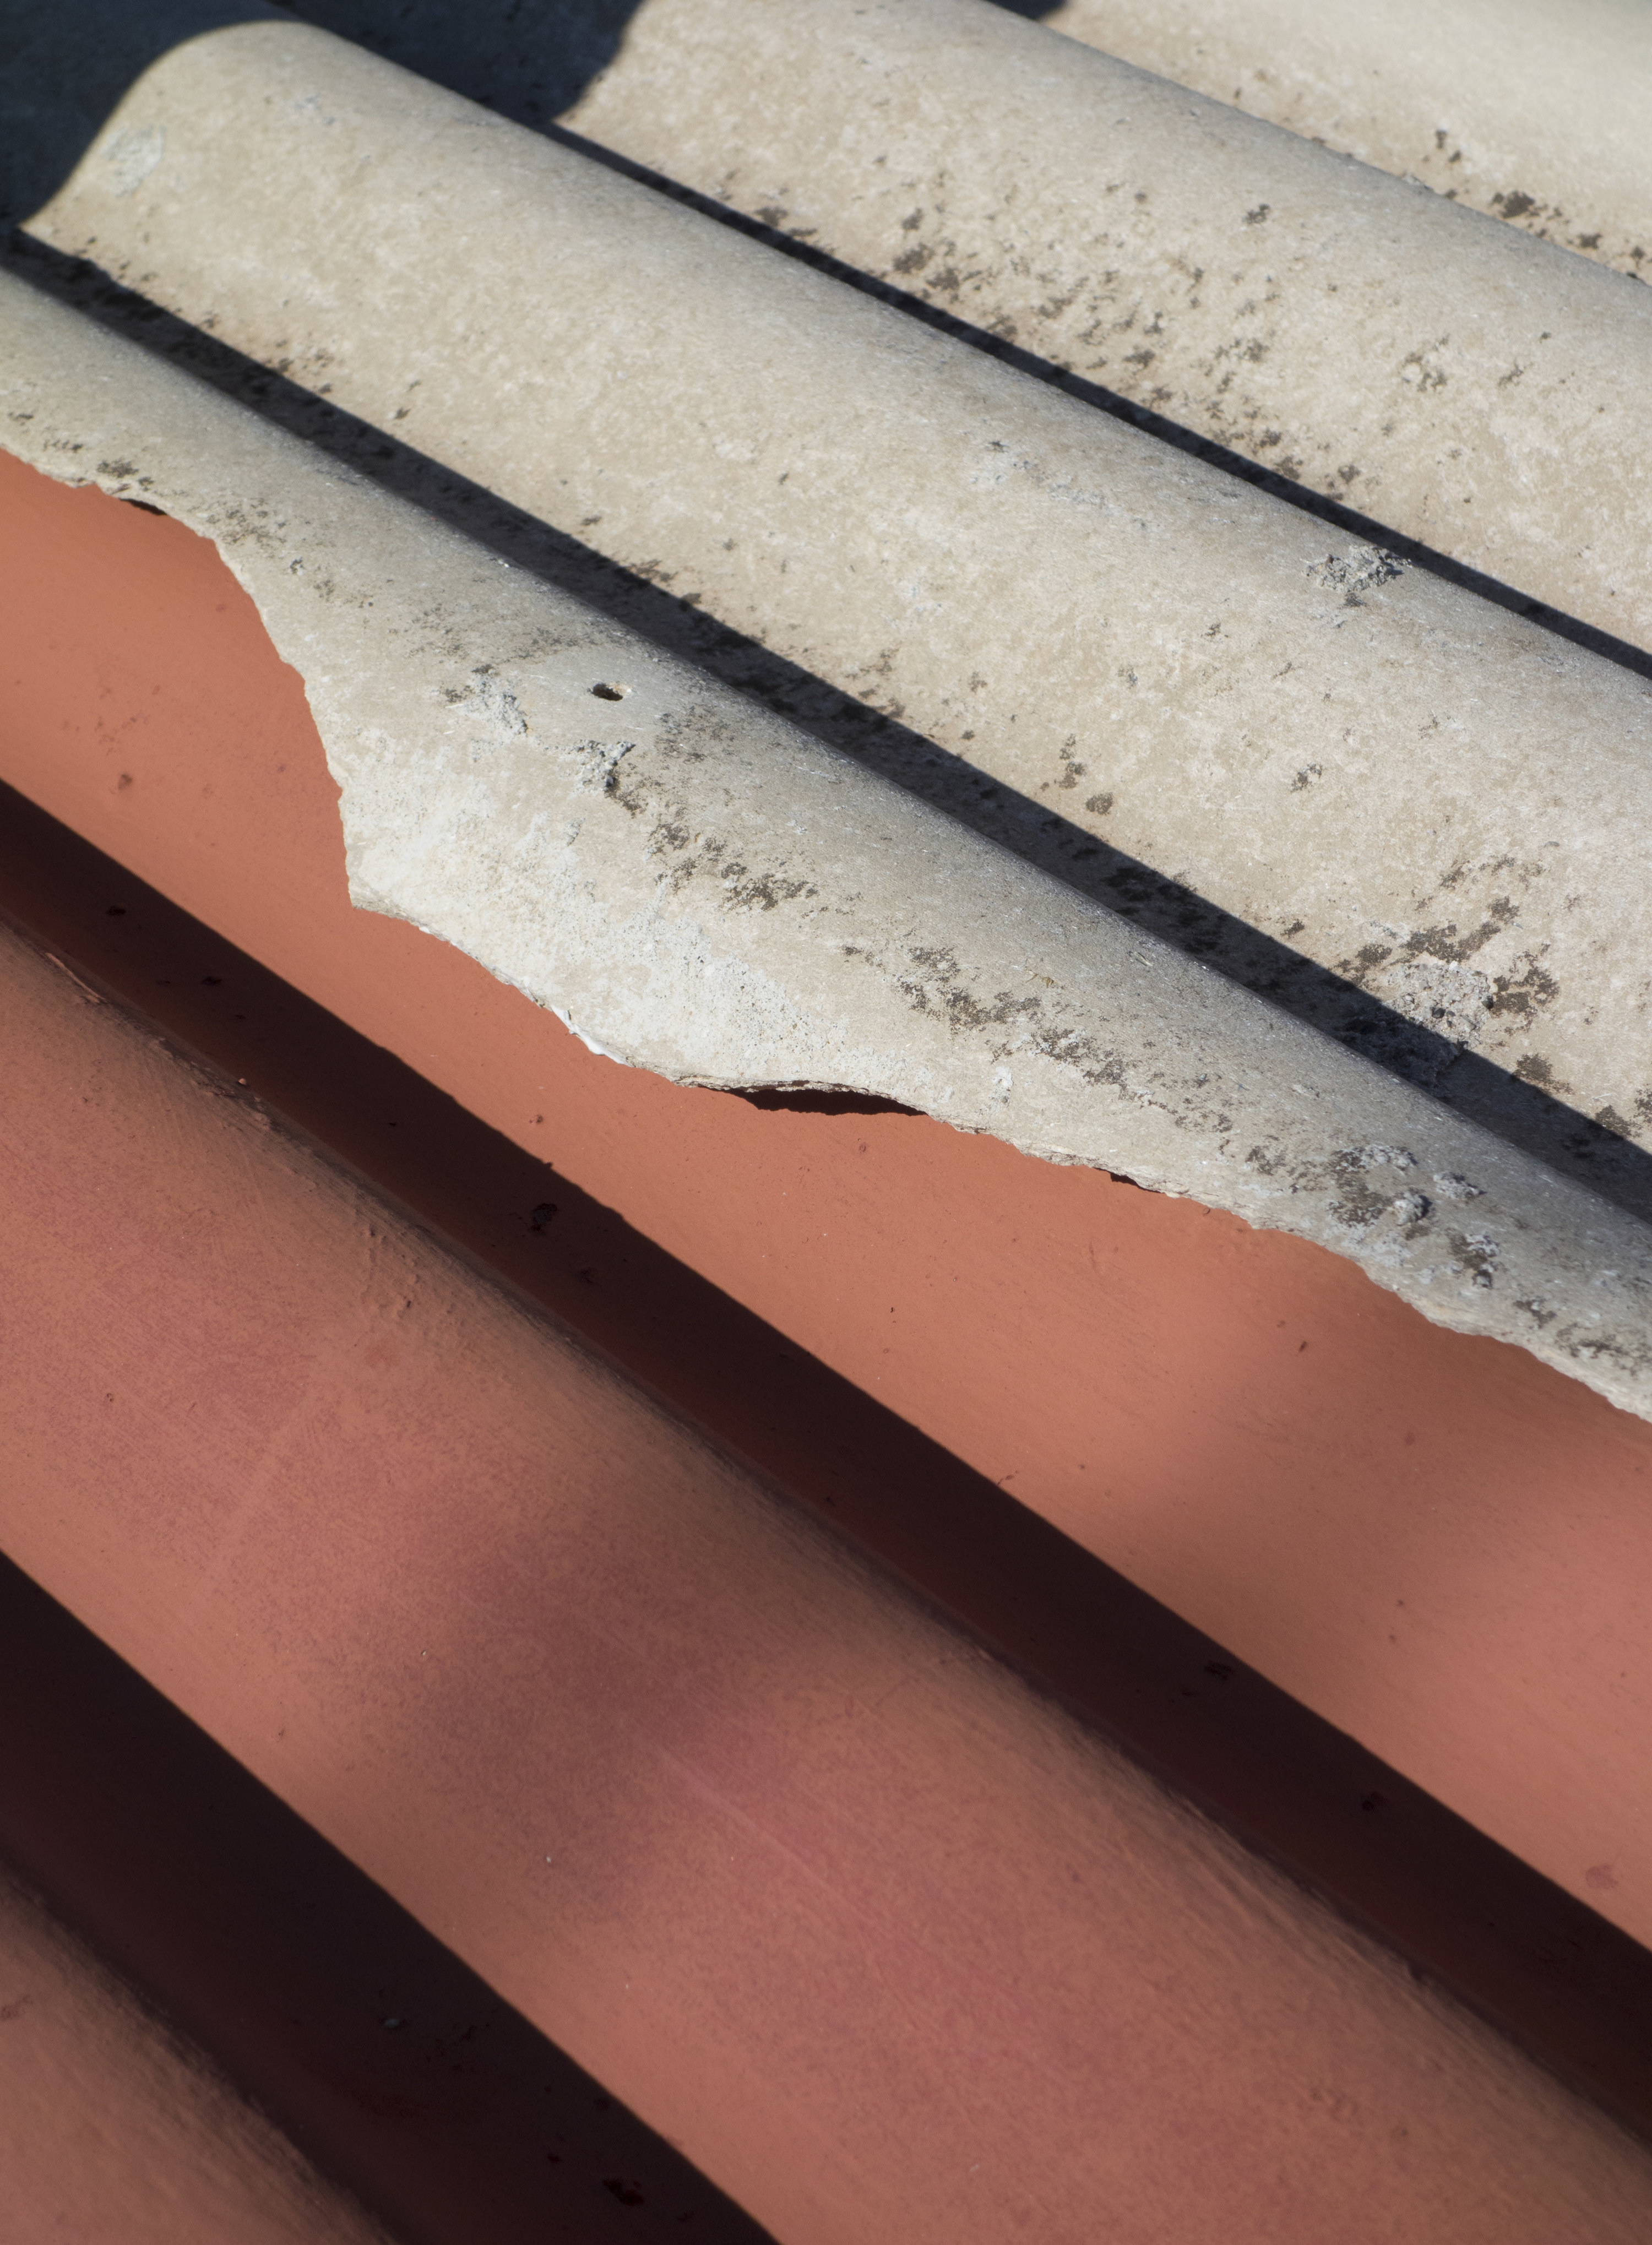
[1030,0,1652,280]
[10,13,1652,1247]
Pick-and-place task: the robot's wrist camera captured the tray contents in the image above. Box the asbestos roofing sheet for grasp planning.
[1035,0,1652,282]
[7,267,1652,1415]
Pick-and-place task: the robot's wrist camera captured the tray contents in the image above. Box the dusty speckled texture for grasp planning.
[1035,0,1652,281]
[553,0,1652,646]
[9,274,1652,1420]
[249,0,1652,653]
[6,907,1652,2242]
[15,21,1652,1208]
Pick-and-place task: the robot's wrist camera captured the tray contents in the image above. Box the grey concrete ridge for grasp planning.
[269,0,1652,292]
[14,25,1652,1195]
[9,270,1652,1420]
[206,0,1652,660]
[539,0,1652,654]
[1035,0,1652,282]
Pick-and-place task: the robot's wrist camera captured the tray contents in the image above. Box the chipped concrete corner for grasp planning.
[7,273,1652,1421]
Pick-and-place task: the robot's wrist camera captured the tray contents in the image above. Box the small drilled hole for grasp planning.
[591,681,629,701]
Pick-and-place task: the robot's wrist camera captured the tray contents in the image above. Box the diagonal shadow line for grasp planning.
[0,0,650,226]
[0,1547,776,2245]
[4,782,1652,2150]
[529,118,1652,686]
[9,227,1652,1226]
[267,1,1652,678]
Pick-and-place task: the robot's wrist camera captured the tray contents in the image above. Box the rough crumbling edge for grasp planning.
[7,269,1652,1418]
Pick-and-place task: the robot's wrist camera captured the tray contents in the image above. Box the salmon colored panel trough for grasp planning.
[3,909,1651,2242]
[7,447,1652,1970]
[0,1549,775,2245]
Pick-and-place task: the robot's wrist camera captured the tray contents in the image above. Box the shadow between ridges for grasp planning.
[4,783,1652,2150]
[270,0,1652,688]
[10,229,1652,1226]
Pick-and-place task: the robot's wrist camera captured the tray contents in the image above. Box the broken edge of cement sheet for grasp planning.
[6,270,1651,1416]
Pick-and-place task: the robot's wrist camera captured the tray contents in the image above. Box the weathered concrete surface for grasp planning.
[8,273,1652,1420]
[1033,0,1652,281]
[0,1866,391,2245]
[266,0,1652,650]
[6,906,1652,2244]
[16,20,1652,1223]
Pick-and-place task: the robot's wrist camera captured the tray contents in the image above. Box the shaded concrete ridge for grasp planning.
[0,0,278,222]
[0,0,643,221]
[9,275,1652,1420]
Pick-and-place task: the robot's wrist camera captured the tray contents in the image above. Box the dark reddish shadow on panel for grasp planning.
[3,780,1652,2145]
[0,1551,774,2245]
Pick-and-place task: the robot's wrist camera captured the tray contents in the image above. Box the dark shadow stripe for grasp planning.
[10,229,1652,1225]
[0,0,647,224]
[532,117,1652,683]
[273,0,1652,683]
[3,781,1652,2149]
[0,1565,773,2244]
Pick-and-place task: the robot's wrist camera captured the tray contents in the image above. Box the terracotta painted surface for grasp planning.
[13,780,1652,2140]
[0,1866,390,2245]
[3,915,1651,2243]
[0,1554,772,2245]
[7,448,1652,1969]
